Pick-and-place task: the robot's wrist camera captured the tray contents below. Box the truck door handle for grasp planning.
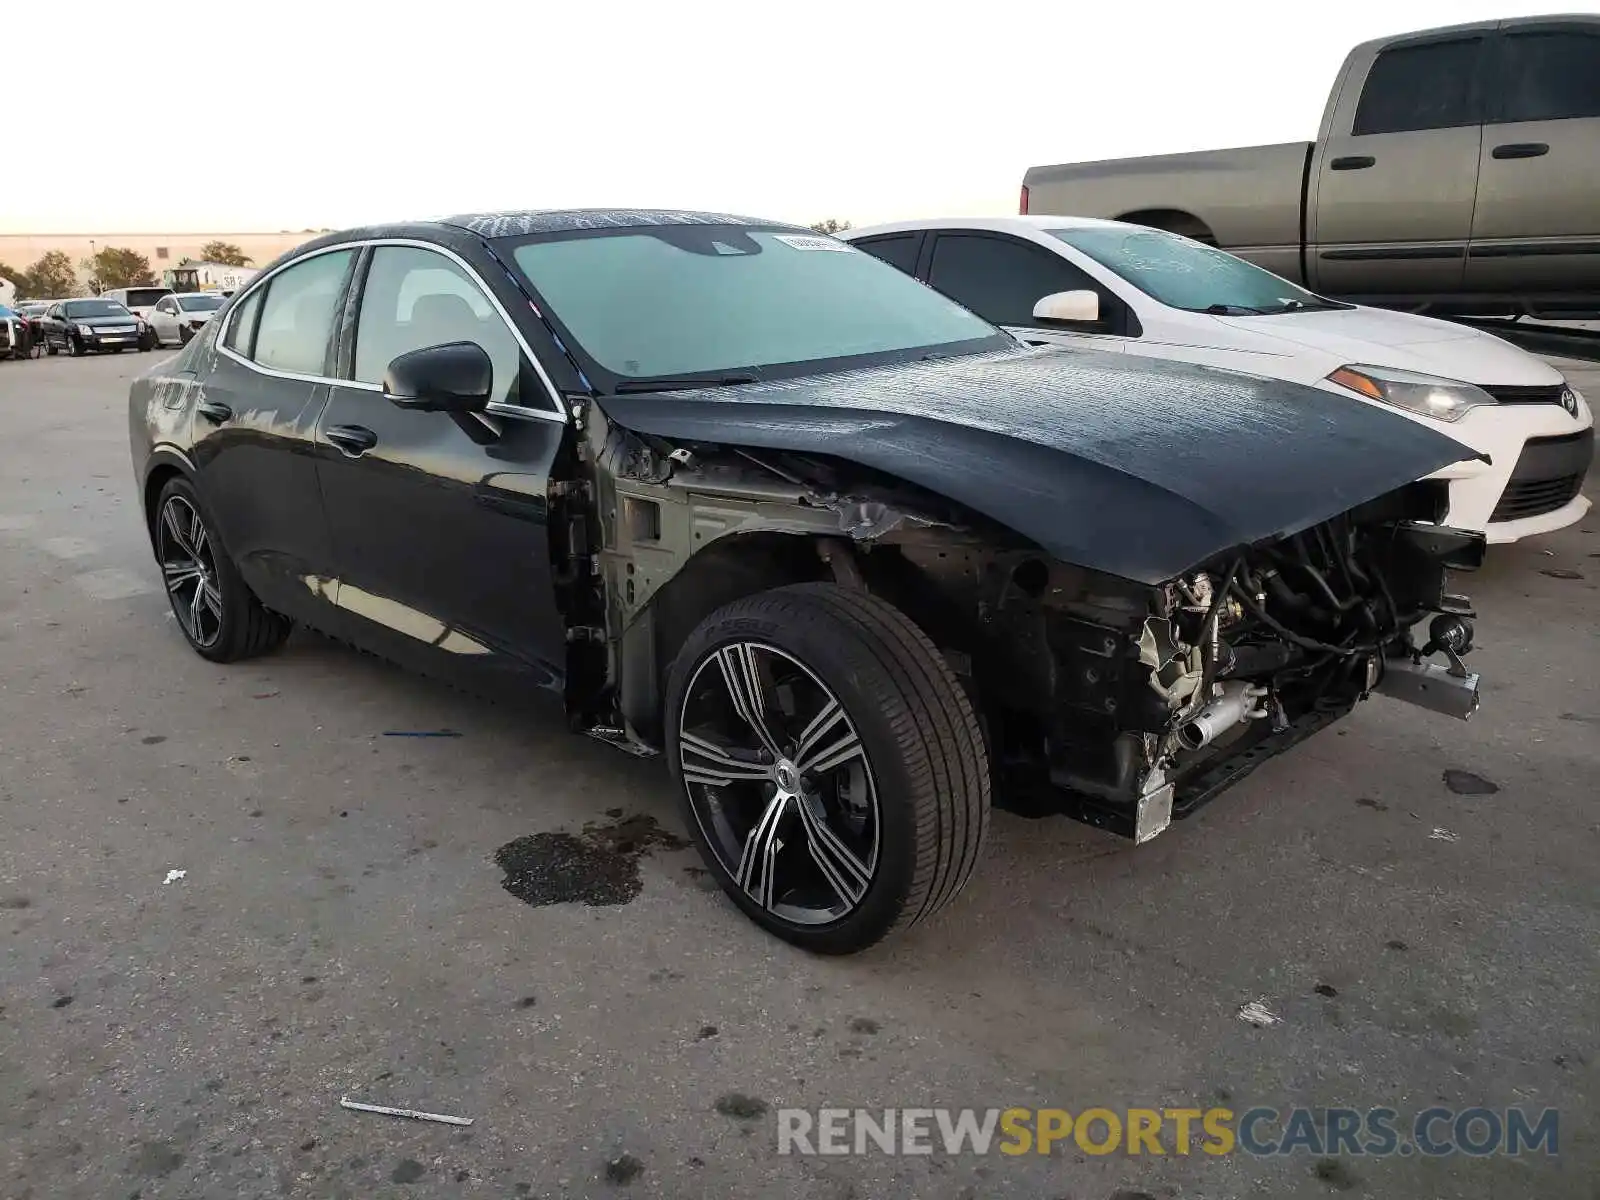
[1330,155,1375,171]
[1492,142,1549,159]
[325,424,378,457]
[196,399,233,424]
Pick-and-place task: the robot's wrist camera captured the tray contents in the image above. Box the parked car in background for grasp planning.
[40,298,144,356]
[1022,14,1600,316]
[102,286,174,350]
[130,209,1487,953]
[0,304,33,359]
[15,302,51,353]
[844,216,1594,542]
[147,291,227,346]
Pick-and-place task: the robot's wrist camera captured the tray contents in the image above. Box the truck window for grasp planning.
[1352,38,1483,135]
[926,234,1101,327]
[1497,30,1600,122]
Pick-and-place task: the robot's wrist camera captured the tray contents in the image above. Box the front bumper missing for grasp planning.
[1374,657,1481,720]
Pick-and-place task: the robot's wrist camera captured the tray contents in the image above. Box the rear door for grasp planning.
[192,247,354,619]
[1467,20,1600,301]
[1310,29,1490,297]
[313,241,570,687]
[920,231,1133,351]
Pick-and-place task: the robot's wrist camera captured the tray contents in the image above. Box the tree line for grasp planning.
[4,227,853,299]
[0,241,253,299]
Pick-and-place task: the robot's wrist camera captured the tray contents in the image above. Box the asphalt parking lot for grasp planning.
[1,349,1596,1199]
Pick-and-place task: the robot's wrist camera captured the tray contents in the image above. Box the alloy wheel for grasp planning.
[156,495,224,648]
[679,642,880,926]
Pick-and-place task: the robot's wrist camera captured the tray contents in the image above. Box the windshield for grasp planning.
[177,294,225,312]
[510,226,1005,384]
[1048,226,1338,315]
[124,288,170,308]
[64,300,130,319]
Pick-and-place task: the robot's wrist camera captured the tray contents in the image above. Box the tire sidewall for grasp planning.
[665,597,926,954]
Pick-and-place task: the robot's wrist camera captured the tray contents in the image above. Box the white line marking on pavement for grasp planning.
[74,568,158,601]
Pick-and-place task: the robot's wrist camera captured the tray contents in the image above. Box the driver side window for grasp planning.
[926,233,1105,328]
[353,246,522,408]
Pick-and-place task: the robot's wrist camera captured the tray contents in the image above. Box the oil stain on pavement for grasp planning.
[494,813,688,908]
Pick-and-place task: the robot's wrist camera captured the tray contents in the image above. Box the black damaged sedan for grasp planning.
[128,210,1486,953]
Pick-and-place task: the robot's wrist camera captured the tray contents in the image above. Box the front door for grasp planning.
[313,243,569,688]
[1466,22,1600,300]
[1310,31,1489,298]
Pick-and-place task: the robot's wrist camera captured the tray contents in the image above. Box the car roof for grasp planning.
[842,214,1132,239]
[436,207,804,238]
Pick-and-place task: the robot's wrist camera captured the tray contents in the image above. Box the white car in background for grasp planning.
[842,216,1594,543]
[147,292,228,347]
[101,286,173,351]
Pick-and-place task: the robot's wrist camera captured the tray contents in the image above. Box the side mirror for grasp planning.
[1032,289,1101,326]
[383,341,493,413]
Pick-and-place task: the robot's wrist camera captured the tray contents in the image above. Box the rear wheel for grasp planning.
[666,583,990,954]
[153,477,292,663]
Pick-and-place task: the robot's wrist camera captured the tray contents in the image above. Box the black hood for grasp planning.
[596,345,1480,585]
[71,314,138,327]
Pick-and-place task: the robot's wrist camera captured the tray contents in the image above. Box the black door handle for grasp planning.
[196,399,233,424]
[1330,155,1375,171]
[1492,142,1549,159]
[325,424,378,457]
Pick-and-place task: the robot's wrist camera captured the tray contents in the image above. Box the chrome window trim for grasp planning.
[215,237,568,423]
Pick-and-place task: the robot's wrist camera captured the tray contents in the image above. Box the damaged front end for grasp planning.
[562,400,1486,846]
[957,483,1485,843]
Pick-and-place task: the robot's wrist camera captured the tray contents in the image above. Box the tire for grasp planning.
[152,476,293,663]
[110,347,123,354]
[46,337,58,356]
[665,582,990,954]
[68,335,84,357]
[178,326,192,346]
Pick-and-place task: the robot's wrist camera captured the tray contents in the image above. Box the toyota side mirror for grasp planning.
[1032,289,1101,326]
[383,341,493,413]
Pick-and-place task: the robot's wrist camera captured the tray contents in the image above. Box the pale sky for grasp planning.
[9,0,1573,233]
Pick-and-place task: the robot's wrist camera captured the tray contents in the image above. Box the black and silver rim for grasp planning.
[157,496,223,648]
[679,642,880,926]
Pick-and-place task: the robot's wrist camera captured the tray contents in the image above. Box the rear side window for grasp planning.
[926,234,1102,327]
[224,288,263,356]
[353,245,523,406]
[1497,30,1600,122]
[854,234,920,275]
[251,250,353,376]
[1353,38,1483,135]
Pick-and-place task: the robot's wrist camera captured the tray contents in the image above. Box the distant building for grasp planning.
[0,231,321,293]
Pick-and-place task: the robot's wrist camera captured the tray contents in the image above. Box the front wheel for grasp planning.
[178,326,192,346]
[153,477,293,663]
[68,336,84,357]
[665,583,991,954]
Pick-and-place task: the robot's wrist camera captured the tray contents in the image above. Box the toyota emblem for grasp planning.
[1561,387,1579,417]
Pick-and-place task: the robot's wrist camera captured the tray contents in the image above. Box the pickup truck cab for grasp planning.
[1022,15,1600,315]
[842,215,1594,544]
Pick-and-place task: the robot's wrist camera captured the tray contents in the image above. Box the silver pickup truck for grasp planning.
[1023,15,1600,316]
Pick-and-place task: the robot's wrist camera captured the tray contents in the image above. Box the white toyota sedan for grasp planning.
[842,216,1593,543]
[147,291,228,347]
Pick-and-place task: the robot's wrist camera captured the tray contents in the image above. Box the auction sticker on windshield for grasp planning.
[774,234,857,252]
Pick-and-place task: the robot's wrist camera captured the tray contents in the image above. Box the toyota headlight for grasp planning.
[76,323,94,337]
[1326,365,1496,423]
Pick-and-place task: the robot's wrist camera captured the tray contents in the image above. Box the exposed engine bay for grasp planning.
[555,401,1485,843]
